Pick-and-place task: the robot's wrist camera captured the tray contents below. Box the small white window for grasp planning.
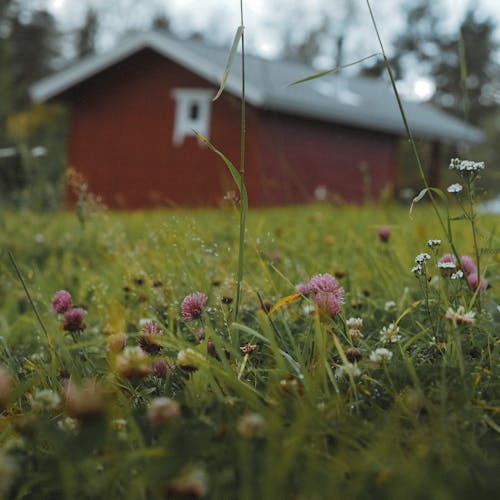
[171,88,214,146]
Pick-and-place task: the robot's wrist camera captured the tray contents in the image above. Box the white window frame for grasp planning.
[171,88,214,146]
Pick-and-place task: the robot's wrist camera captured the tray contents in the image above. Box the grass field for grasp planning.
[0,202,499,499]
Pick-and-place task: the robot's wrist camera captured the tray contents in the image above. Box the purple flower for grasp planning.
[460,255,477,275]
[467,272,488,292]
[302,273,344,317]
[63,307,87,332]
[52,290,72,314]
[439,253,457,265]
[181,292,208,321]
[378,226,391,243]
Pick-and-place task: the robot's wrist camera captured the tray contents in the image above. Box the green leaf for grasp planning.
[409,187,447,218]
[288,52,380,86]
[194,131,248,211]
[212,25,244,101]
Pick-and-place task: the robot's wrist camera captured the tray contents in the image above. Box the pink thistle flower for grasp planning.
[460,255,477,275]
[467,272,488,292]
[377,226,391,243]
[63,307,87,332]
[139,320,163,354]
[151,360,176,378]
[309,273,344,317]
[52,290,72,314]
[439,253,457,265]
[181,292,208,321]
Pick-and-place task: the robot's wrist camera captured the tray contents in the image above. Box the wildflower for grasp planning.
[378,226,391,243]
[63,379,109,420]
[63,307,87,333]
[106,332,127,353]
[206,339,220,361]
[147,397,180,424]
[447,183,463,193]
[279,374,304,396]
[57,416,78,432]
[237,413,266,439]
[151,359,176,378]
[347,317,363,340]
[369,348,393,363]
[115,346,152,379]
[195,327,205,343]
[439,253,457,265]
[240,343,257,355]
[139,320,163,354]
[309,273,345,317]
[467,272,488,292]
[345,347,362,363]
[384,300,396,311]
[451,270,464,280]
[427,239,441,248]
[460,255,477,275]
[181,292,208,321]
[0,366,13,409]
[449,158,485,173]
[438,253,457,275]
[28,389,61,412]
[411,264,423,275]
[168,467,209,498]
[177,348,205,371]
[335,362,361,379]
[445,306,475,325]
[52,290,72,314]
[380,323,402,343]
[415,253,431,264]
[346,317,363,329]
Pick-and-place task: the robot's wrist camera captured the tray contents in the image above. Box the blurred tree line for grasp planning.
[1,0,499,210]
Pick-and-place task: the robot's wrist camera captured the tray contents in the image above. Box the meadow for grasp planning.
[0,199,499,499]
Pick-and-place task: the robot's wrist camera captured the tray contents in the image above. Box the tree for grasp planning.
[76,7,99,59]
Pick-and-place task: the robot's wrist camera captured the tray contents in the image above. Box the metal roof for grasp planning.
[30,31,484,144]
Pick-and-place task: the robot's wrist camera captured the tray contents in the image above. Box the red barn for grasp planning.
[31,31,483,208]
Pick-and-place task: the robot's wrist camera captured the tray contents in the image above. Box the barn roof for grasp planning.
[31,31,484,144]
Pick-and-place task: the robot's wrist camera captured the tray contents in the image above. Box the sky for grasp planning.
[46,0,500,99]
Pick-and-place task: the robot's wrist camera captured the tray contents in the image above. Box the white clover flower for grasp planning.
[445,306,475,325]
[415,253,431,264]
[427,239,442,247]
[384,301,396,311]
[346,317,363,329]
[451,270,464,280]
[335,362,361,379]
[369,348,393,362]
[447,183,463,193]
[380,323,402,343]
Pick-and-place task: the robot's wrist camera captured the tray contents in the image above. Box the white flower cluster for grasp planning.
[335,362,361,379]
[411,264,423,275]
[447,183,463,193]
[415,253,431,264]
[28,389,61,412]
[438,261,456,270]
[346,317,363,329]
[451,270,464,280]
[380,323,402,343]
[369,347,393,362]
[445,306,475,325]
[449,158,485,172]
[427,239,441,248]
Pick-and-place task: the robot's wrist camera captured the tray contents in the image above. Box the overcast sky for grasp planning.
[47,0,500,71]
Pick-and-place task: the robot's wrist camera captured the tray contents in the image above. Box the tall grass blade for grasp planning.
[213,25,244,101]
[288,52,380,86]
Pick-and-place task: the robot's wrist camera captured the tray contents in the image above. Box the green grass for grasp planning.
[0,204,499,499]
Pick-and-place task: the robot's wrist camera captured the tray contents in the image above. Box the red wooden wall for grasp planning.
[61,49,399,208]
